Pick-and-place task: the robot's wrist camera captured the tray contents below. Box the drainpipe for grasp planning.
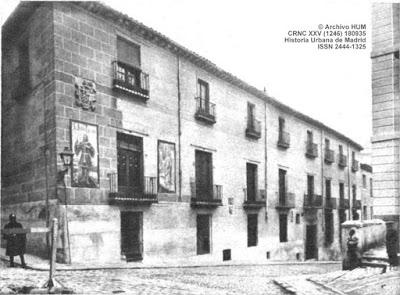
[347,143,352,220]
[177,55,182,202]
[320,128,325,252]
[264,100,268,218]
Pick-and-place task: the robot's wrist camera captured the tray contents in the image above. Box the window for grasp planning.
[246,163,258,202]
[307,175,314,196]
[339,145,343,155]
[325,210,334,244]
[325,138,330,150]
[362,175,367,188]
[295,214,300,224]
[247,103,255,125]
[247,214,258,247]
[198,79,209,102]
[279,214,288,242]
[352,185,356,200]
[370,178,373,197]
[339,182,344,199]
[325,179,331,199]
[279,117,285,133]
[307,130,313,143]
[117,37,140,67]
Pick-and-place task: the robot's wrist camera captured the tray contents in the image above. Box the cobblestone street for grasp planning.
[0,262,341,294]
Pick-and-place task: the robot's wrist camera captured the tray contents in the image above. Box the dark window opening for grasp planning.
[278,169,287,205]
[339,182,344,199]
[324,210,334,245]
[362,175,367,188]
[307,175,314,196]
[117,37,140,67]
[246,163,258,202]
[247,214,258,247]
[279,213,288,242]
[295,214,300,224]
[222,249,231,261]
[325,179,331,199]
[195,150,213,201]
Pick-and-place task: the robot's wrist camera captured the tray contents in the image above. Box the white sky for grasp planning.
[1,0,374,150]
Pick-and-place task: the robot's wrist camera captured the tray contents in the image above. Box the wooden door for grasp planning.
[246,163,258,201]
[121,211,143,261]
[305,224,317,260]
[196,214,211,255]
[195,150,213,200]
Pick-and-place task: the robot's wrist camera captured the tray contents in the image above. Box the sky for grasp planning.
[1,0,373,151]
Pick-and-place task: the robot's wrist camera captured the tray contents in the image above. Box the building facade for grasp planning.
[371,3,400,243]
[2,2,363,264]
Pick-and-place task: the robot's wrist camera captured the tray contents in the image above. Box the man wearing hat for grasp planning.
[3,214,27,268]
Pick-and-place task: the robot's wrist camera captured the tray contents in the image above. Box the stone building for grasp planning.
[371,3,400,243]
[1,1,363,264]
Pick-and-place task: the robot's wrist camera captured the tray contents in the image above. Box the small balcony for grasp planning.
[338,198,350,210]
[325,197,338,210]
[324,149,335,164]
[112,61,150,100]
[351,160,359,172]
[338,154,347,168]
[303,194,323,209]
[243,188,266,209]
[275,192,295,210]
[305,142,318,158]
[194,97,216,124]
[108,173,158,205]
[277,131,290,149]
[353,199,362,210]
[245,119,262,139]
[190,184,223,208]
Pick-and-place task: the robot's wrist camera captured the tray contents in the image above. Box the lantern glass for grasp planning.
[60,147,74,167]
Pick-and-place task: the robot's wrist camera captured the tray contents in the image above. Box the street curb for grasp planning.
[0,256,341,272]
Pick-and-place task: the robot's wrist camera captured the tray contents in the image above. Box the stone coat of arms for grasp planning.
[75,77,96,111]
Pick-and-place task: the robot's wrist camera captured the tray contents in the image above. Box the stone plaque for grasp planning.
[75,77,96,111]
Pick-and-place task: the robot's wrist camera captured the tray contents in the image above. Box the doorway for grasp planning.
[121,211,143,262]
[196,214,211,255]
[305,224,318,260]
[247,214,258,247]
[195,150,213,200]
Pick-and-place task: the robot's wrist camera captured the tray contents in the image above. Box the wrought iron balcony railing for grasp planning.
[243,188,266,209]
[338,198,350,209]
[245,119,262,139]
[338,154,347,168]
[324,149,335,164]
[303,194,323,209]
[277,131,290,149]
[112,61,150,100]
[194,97,216,124]
[275,192,295,210]
[108,173,157,205]
[351,160,359,172]
[305,142,318,158]
[190,183,223,208]
[325,197,338,209]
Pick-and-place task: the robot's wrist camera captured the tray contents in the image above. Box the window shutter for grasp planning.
[117,37,140,68]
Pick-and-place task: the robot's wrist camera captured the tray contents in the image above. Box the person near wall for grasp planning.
[386,223,399,269]
[346,228,361,270]
[3,214,27,268]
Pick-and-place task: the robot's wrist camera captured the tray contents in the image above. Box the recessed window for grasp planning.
[362,175,367,188]
[117,37,140,67]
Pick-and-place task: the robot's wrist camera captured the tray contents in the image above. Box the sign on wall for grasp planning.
[158,140,176,193]
[71,120,99,188]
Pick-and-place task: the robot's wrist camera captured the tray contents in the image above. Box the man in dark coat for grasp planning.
[3,214,26,268]
[346,228,361,270]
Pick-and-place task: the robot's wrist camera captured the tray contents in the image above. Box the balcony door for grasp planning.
[246,163,258,201]
[198,79,209,113]
[121,211,143,261]
[195,150,213,200]
[279,169,287,204]
[307,175,314,197]
[117,133,143,197]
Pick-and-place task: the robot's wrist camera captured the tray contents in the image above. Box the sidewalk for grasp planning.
[0,247,340,271]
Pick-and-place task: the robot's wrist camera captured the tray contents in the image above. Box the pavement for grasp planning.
[0,247,340,271]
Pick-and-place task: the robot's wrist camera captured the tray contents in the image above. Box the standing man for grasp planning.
[386,222,399,269]
[3,214,27,268]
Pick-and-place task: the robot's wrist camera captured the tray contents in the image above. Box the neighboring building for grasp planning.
[1,2,363,264]
[371,3,400,244]
[360,163,373,221]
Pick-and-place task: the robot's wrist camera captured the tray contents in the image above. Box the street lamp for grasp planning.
[57,147,74,182]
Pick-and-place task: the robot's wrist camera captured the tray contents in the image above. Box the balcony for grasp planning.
[353,199,362,210]
[303,194,323,209]
[351,160,359,172]
[338,154,347,168]
[108,173,158,205]
[112,61,150,100]
[245,119,262,139]
[190,184,223,208]
[324,149,335,164]
[275,192,295,210]
[338,198,350,209]
[277,131,290,149]
[305,142,318,158]
[325,197,338,210]
[243,188,266,209]
[194,97,216,124]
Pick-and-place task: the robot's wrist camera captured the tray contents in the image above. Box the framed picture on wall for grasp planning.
[158,140,176,193]
[70,120,99,188]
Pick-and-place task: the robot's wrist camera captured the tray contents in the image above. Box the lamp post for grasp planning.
[57,147,73,264]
